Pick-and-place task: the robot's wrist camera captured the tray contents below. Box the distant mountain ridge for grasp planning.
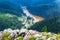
[0,1,60,19]
[0,1,22,16]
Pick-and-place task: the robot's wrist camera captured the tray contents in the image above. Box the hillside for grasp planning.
[0,13,34,31]
[0,13,23,31]
[29,16,60,33]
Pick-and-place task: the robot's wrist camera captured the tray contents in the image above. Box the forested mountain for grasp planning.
[0,13,23,31]
[29,16,60,33]
[0,0,60,33]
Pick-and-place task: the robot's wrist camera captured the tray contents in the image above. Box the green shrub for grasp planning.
[42,26,47,32]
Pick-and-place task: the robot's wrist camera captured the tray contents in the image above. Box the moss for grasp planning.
[42,33,51,38]
[2,32,11,40]
[2,37,10,40]
[2,32,11,37]
[56,34,60,40]
[18,36,23,40]
[29,36,36,40]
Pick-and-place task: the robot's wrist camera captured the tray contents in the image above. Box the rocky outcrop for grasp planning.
[0,28,60,40]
